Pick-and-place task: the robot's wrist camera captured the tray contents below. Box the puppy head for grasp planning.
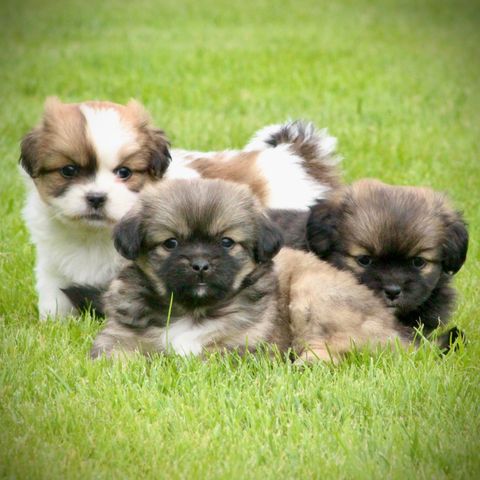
[20,97,170,228]
[114,179,283,308]
[307,179,468,314]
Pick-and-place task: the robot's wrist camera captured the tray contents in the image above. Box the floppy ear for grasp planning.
[306,199,341,258]
[148,128,171,178]
[113,212,144,260]
[442,213,468,274]
[254,215,284,263]
[126,100,171,178]
[19,128,41,177]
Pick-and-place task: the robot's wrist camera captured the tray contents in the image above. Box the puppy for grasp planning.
[90,178,290,358]
[21,98,341,319]
[306,179,468,335]
[86,179,411,362]
[21,97,171,319]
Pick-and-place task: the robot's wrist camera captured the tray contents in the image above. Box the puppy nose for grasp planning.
[191,258,210,273]
[384,284,402,300]
[86,192,107,209]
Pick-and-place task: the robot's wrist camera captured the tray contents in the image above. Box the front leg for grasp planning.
[36,265,75,320]
[92,266,169,358]
[91,320,149,359]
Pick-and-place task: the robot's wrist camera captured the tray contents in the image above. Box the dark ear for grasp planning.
[113,212,144,260]
[148,128,171,178]
[254,215,284,263]
[442,213,468,274]
[306,199,341,258]
[19,128,41,177]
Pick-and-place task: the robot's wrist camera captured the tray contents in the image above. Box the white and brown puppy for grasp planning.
[88,179,410,361]
[21,98,171,319]
[20,98,341,319]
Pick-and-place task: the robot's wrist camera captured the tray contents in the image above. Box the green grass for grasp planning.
[1,0,479,478]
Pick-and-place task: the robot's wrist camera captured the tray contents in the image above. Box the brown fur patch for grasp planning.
[189,152,270,206]
[21,98,96,201]
[333,179,453,259]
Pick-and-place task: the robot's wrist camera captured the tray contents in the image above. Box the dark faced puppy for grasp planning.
[306,179,468,334]
[92,179,288,358]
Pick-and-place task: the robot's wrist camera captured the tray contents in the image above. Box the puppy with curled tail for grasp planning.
[21,99,341,320]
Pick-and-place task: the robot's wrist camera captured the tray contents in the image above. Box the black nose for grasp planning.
[384,284,402,300]
[191,258,210,273]
[86,192,107,209]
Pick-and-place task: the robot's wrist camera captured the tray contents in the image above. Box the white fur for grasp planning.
[79,105,136,170]
[244,124,288,151]
[23,182,127,319]
[45,168,138,226]
[166,150,201,180]
[159,317,221,355]
[255,146,330,210]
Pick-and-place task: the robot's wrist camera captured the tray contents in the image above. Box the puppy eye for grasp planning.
[163,238,178,250]
[114,167,132,180]
[221,237,235,249]
[356,255,373,267]
[60,165,79,178]
[412,257,426,269]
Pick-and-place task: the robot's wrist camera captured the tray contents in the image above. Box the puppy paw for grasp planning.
[294,346,338,364]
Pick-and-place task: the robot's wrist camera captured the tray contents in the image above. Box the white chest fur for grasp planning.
[23,187,127,318]
[159,318,222,356]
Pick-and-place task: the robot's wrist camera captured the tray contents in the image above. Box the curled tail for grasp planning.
[245,120,342,194]
[62,285,106,317]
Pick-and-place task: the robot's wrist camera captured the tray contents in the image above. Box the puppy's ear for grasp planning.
[19,128,42,177]
[148,128,171,178]
[20,98,64,177]
[254,215,284,263]
[126,99,171,178]
[113,211,144,260]
[306,199,341,258]
[442,212,468,274]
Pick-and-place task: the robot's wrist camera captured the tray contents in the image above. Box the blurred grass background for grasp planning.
[0,0,479,478]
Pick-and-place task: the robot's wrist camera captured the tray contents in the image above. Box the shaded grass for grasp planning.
[1,0,479,478]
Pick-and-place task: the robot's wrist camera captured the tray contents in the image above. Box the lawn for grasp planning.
[1,0,479,478]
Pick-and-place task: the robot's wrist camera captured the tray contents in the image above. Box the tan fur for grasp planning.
[275,248,410,363]
[141,179,261,244]
[189,152,269,205]
[334,179,454,260]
